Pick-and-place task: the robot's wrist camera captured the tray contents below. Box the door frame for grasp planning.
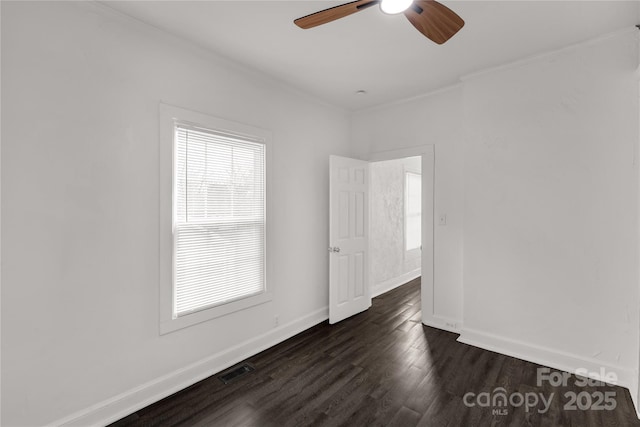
[368,145,436,326]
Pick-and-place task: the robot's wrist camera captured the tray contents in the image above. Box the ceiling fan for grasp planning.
[294,0,464,45]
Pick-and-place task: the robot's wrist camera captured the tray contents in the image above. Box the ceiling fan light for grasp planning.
[380,0,413,15]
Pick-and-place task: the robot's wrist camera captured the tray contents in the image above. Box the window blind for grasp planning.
[174,124,265,317]
[405,172,421,251]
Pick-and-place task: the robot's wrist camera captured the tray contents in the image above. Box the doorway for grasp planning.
[327,147,434,325]
[369,156,423,298]
[368,146,435,326]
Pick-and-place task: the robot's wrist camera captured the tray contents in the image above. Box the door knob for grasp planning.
[327,247,341,253]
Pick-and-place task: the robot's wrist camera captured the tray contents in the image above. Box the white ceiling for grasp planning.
[103,1,639,111]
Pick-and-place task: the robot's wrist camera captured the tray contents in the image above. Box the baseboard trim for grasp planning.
[372,269,421,298]
[51,307,329,427]
[422,314,462,334]
[458,327,637,393]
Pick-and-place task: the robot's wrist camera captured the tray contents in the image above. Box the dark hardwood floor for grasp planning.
[111,278,640,426]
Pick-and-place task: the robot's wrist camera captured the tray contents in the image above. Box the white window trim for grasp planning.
[159,103,272,335]
[404,167,422,260]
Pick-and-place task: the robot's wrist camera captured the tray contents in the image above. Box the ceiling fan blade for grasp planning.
[404,0,464,44]
[294,0,380,29]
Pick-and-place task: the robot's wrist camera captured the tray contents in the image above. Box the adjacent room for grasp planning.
[2,1,640,425]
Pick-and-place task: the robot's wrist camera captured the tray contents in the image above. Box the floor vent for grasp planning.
[218,363,255,384]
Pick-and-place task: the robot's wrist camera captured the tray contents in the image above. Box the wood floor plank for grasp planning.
[387,405,422,427]
[110,278,640,427]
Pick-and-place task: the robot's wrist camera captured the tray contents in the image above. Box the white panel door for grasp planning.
[329,155,370,324]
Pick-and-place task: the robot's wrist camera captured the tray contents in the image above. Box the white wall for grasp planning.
[460,29,639,391]
[370,157,421,296]
[1,2,350,425]
[352,87,465,327]
[353,27,640,395]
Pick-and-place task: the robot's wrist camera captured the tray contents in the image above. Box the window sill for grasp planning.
[160,291,272,335]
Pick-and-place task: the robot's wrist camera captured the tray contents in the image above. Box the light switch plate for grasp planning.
[439,214,447,226]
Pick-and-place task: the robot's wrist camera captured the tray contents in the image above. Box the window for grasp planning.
[160,105,271,334]
[174,125,265,316]
[405,172,421,251]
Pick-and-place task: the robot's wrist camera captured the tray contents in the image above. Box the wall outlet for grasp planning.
[439,214,447,226]
[274,315,279,327]
[445,322,457,329]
